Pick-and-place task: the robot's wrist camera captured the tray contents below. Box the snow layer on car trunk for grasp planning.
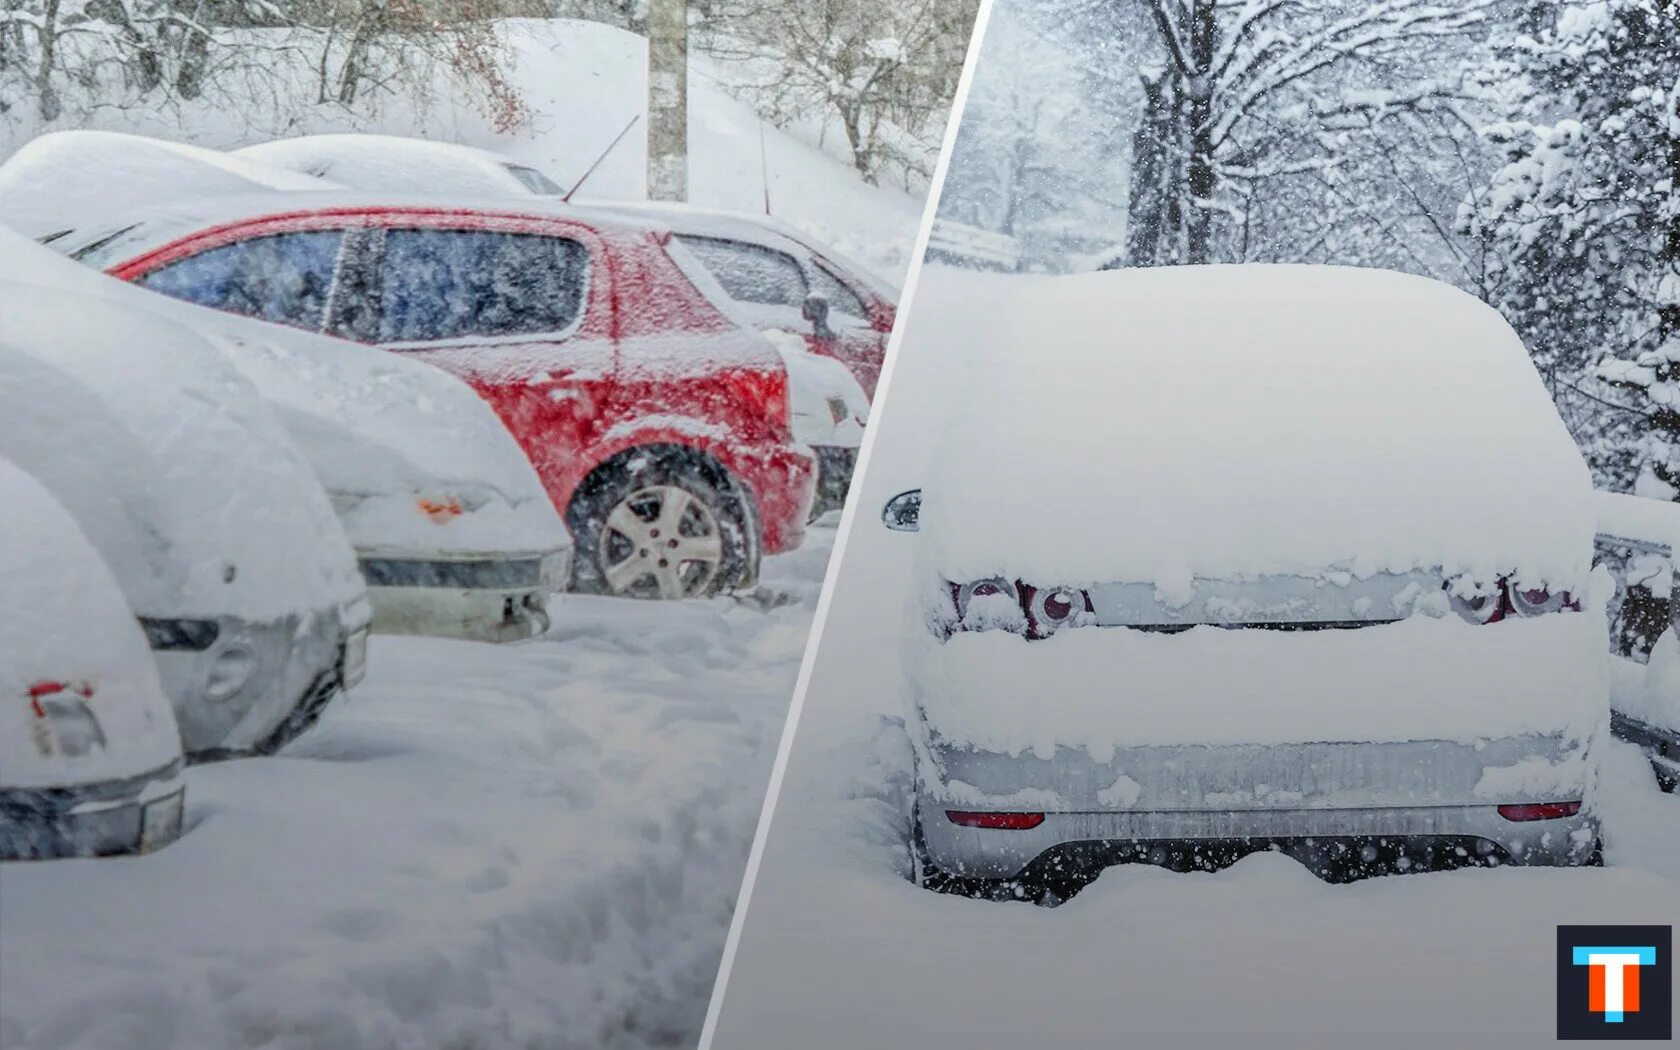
[915,265,1595,589]
[0,530,831,1050]
[917,613,1606,756]
[0,458,181,788]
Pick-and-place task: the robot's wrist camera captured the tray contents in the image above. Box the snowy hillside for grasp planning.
[0,19,926,286]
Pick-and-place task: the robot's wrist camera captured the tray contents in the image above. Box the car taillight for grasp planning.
[943,579,1091,638]
[1497,800,1582,821]
[946,810,1045,829]
[1509,581,1570,617]
[1446,577,1506,623]
[1445,575,1574,623]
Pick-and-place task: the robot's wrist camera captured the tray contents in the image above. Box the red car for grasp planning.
[62,195,816,599]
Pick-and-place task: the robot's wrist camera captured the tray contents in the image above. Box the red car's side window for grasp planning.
[135,230,345,332]
[374,228,589,344]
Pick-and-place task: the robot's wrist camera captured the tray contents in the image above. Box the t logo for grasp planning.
[1558,926,1672,1040]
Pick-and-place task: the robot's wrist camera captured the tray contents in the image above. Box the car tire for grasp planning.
[567,448,758,600]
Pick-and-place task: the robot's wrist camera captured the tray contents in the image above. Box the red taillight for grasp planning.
[945,810,1045,830]
[1497,800,1582,821]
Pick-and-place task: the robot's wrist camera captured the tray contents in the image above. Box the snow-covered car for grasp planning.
[51,192,814,600]
[0,457,188,859]
[0,130,338,241]
[884,265,1605,898]
[1594,490,1679,790]
[3,214,574,641]
[235,134,565,198]
[0,278,370,760]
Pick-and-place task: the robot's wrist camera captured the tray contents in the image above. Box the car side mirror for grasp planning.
[882,489,921,532]
[802,293,834,340]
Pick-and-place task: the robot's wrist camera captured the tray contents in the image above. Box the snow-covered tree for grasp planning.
[1464,0,1679,500]
[1058,0,1491,267]
[937,0,1128,267]
[697,0,979,185]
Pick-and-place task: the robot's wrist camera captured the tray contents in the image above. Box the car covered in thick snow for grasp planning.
[3,213,574,639]
[0,130,338,241]
[56,192,816,599]
[1594,490,1679,790]
[884,265,1606,897]
[0,457,188,859]
[0,278,369,760]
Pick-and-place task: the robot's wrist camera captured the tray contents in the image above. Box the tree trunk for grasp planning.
[1183,0,1216,264]
[646,0,688,201]
[1123,69,1172,267]
[34,0,60,121]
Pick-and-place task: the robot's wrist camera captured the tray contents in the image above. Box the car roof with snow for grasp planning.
[0,129,341,241]
[912,263,1595,589]
[0,231,365,620]
[1595,490,1680,556]
[235,134,566,198]
[0,456,183,789]
[51,189,679,269]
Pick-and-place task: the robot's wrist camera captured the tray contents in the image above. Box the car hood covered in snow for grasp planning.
[0,458,182,788]
[913,264,1596,590]
[0,274,364,623]
[3,225,569,560]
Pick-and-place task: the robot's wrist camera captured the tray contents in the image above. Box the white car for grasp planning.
[886,265,1605,898]
[2,209,573,643]
[0,455,187,858]
[0,129,338,241]
[1595,489,1680,790]
[0,280,371,760]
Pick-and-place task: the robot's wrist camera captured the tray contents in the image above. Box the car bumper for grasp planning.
[151,602,354,759]
[0,759,185,860]
[357,547,567,642]
[917,731,1598,882]
[734,442,815,556]
[809,445,858,520]
[918,795,1598,882]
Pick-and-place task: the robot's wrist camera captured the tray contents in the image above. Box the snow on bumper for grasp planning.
[359,553,565,643]
[0,759,185,860]
[911,613,1607,880]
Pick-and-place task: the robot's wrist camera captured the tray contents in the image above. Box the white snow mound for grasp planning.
[914,265,1596,589]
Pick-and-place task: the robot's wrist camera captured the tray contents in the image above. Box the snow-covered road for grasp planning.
[707,703,1680,1050]
[0,526,832,1050]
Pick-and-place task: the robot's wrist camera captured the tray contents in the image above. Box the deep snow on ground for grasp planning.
[0,19,926,286]
[0,525,832,1050]
[709,611,1680,1049]
[703,266,1680,1048]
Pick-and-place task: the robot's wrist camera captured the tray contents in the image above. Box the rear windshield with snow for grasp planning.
[375,229,588,343]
